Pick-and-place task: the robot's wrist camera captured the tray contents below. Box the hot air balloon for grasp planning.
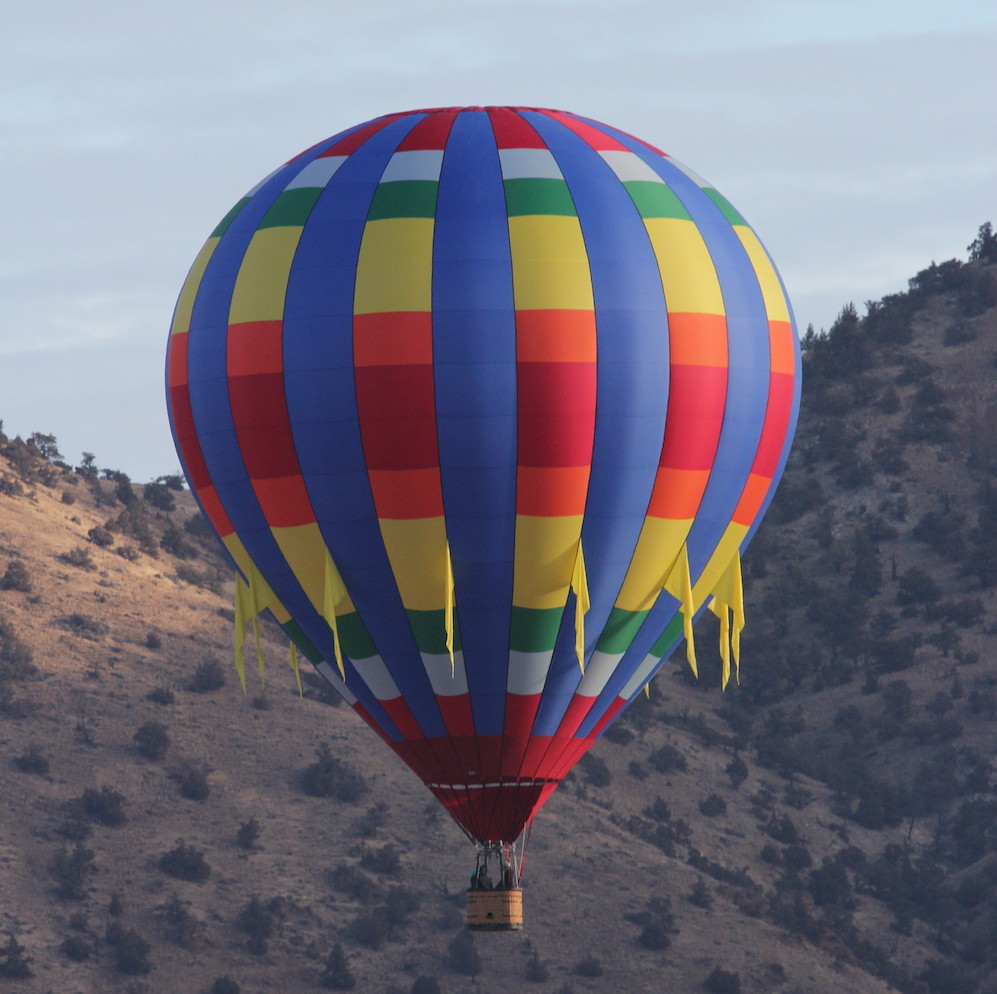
[166,106,800,929]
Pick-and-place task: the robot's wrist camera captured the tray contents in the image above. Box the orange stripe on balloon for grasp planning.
[250,474,315,529]
[769,320,796,375]
[197,484,234,537]
[353,312,433,367]
[167,332,189,387]
[515,309,597,363]
[731,472,771,526]
[666,312,728,367]
[516,465,590,516]
[227,321,284,376]
[646,466,710,520]
[368,468,444,519]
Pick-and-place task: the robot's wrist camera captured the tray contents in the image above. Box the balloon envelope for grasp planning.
[166,107,800,844]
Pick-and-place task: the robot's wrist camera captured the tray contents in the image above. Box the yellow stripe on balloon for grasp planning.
[507,216,595,311]
[270,522,357,615]
[643,218,725,315]
[170,237,219,335]
[229,227,303,324]
[354,218,435,314]
[511,515,584,609]
[378,517,450,611]
[615,516,694,613]
[734,228,791,324]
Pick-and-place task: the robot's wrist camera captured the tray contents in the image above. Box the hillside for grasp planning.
[2,225,996,994]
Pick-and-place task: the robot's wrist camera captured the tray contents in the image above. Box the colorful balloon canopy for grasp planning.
[166,106,800,845]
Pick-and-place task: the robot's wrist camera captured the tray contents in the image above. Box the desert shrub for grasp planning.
[177,765,210,801]
[643,796,671,823]
[896,567,941,605]
[58,802,93,841]
[352,802,388,837]
[143,482,177,512]
[648,743,687,773]
[162,524,198,559]
[147,686,174,705]
[161,895,205,949]
[627,896,678,951]
[80,786,128,826]
[687,877,713,908]
[703,966,741,993]
[189,656,226,692]
[116,544,140,561]
[134,721,170,760]
[51,843,94,900]
[301,743,368,802]
[725,755,749,789]
[159,840,211,882]
[88,525,114,547]
[1,560,31,592]
[175,562,220,591]
[579,751,612,787]
[446,930,481,976]
[145,632,162,650]
[0,613,34,680]
[110,928,152,975]
[237,817,262,850]
[59,612,108,639]
[212,978,241,994]
[346,908,391,949]
[237,896,274,955]
[411,978,441,994]
[329,863,382,904]
[0,933,32,979]
[13,744,49,775]
[699,793,727,817]
[525,951,549,982]
[360,844,401,876]
[321,942,356,990]
[575,954,604,977]
[60,935,93,962]
[59,546,95,570]
[59,488,75,504]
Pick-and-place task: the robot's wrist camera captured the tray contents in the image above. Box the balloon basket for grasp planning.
[466,888,523,931]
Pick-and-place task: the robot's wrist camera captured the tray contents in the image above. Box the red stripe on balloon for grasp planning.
[658,364,727,471]
[397,107,458,150]
[516,362,596,467]
[487,107,547,149]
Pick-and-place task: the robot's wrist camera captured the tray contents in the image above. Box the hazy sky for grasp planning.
[3,0,995,481]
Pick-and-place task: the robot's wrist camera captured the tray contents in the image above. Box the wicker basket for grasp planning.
[466,888,524,930]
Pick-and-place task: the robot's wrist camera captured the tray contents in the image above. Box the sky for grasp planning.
[2,0,996,482]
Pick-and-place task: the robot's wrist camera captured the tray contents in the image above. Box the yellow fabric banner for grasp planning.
[233,573,251,693]
[570,541,590,673]
[707,552,744,688]
[323,550,348,680]
[445,543,456,678]
[289,641,303,697]
[662,544,698,677]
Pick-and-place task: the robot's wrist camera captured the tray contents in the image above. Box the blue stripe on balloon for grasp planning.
[282,113,452,741]
[432,109,517,738]
[185,120,414,743]
[518,110,672,739]
[572,119,775,734]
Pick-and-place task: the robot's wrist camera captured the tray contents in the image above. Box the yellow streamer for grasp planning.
[323,550,347,680]
[570,541,590,673]
[707,552,745,689]
[445,543,456,678]
[289,641,303,697]
[662,544,698,677]
[233,573,251,694]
